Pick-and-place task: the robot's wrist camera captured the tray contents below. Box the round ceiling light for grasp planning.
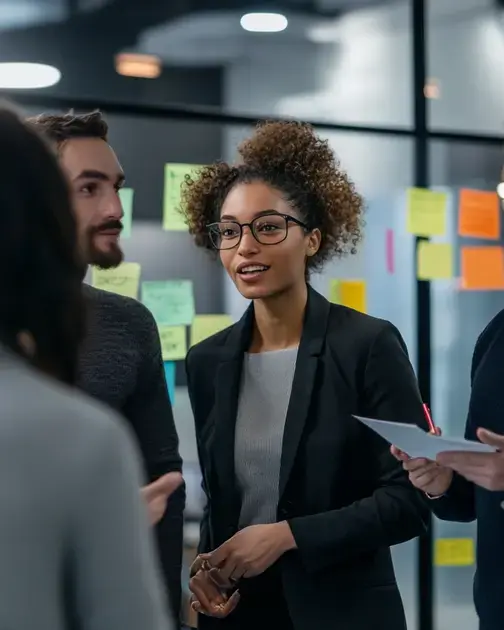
[0,63,61,89]
[240,12,288,33]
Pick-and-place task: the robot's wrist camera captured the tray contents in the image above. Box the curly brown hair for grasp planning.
[181,120,364,272]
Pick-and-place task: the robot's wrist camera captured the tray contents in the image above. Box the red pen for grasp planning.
[422,403,437,433]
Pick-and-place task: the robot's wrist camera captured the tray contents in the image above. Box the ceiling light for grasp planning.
[240,12,288,33]
[115,53,161,79]
[0,63,61,89]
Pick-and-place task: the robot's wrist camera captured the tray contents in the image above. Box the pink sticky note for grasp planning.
[386,229,394,273]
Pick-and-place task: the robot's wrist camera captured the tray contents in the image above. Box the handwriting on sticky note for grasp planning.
[163,361,176,404]
[407,188,447,236]
[458,189,500,240]
[119,188,134,239]
[417,242,453,280]
[339,280,366,313]
[328,279,340,304]
[91,262,141,299]
[158,325,187,361]
[434,538,475,567]
[386,229,394,273]
[460,246,504,290]
[163,164,201,231]
[190,314,233,347]
[142,280,195,326]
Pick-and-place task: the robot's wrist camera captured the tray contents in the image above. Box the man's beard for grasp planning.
[85,221,124,269]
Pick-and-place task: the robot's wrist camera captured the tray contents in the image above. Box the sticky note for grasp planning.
[386,229,394,273]
[434,538,475,567]
[407,188,447,236]
[328,279,340,304]
[339,280,366,313]
[417,242,453,280]
[190,314,233,347]
[119,187,134,239]
[142,280,195,326]
[163,163,200,231]
[163,361,176,405]
[91,262,141,299]
[460,246,504,290]
[158,325,187,361]
[458,189,500,240]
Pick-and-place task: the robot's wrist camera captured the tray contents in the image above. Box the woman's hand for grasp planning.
[200,522,296,584]
[189,568,240,618]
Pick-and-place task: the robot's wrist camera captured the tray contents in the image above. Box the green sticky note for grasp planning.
[328,279,340,304]
[91,262,141,299]
[142,280,195,326]
[158,325,187,361]
[119,188,134,239]
[163,163,200,231]
[190,314,233,347]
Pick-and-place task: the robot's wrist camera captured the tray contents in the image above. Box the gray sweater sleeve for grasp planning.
[68,412,173,630]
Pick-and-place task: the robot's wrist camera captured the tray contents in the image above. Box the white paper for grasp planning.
[353,415,496,460]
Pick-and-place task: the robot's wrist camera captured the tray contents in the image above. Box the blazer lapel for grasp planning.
[279,286,331,500]
[211,303,255,517]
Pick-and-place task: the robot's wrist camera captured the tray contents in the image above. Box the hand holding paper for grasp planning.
[354,416,495,461]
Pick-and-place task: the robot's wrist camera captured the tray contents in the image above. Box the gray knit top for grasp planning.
[234,347,298,527]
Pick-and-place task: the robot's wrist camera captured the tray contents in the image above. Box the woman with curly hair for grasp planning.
[183,121,428,630]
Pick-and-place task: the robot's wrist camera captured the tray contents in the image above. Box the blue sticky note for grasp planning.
[142,280,195,326]
[163,361,176,405]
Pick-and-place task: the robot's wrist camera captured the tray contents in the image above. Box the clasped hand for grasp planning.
[189,522,296,618]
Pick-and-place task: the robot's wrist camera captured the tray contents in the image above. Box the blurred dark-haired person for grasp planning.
[0,105,172,629]
[181,121,429,630]
[28,110,184,623]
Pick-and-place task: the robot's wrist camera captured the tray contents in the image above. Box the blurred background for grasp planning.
[3,1,504,629]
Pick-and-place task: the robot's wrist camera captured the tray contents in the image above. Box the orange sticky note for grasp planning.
[458,189,500,240]
[339,280,367,313]
[460,246,504,290]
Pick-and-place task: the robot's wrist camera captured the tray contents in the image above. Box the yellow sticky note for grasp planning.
[328,279,340,304]
[407,188,447,237]
[434,538,475,567]
[339,280,366,313]
[417,242,453,280]
[163,163,200,231]
[190,314,233,347]
[158,325,187,361]
[91,262,141,299]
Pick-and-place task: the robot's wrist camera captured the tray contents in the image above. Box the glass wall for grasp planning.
[223,0,413,128]
[427,0,504,134]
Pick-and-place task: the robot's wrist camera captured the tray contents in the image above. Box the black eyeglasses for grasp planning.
[206,212,309,251]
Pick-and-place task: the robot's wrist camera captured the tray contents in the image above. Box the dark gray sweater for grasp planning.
[79,284,184,621]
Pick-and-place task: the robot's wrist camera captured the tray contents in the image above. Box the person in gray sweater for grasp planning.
[0,104,173,630]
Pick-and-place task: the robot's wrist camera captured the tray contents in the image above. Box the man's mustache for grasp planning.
[90,220,123,235]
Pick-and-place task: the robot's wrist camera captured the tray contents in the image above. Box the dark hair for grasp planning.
[26,110,108,149]
[181,121,364,272]
[0,104,85,384]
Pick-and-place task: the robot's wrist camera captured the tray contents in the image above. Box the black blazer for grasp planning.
[186,286,429,630]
